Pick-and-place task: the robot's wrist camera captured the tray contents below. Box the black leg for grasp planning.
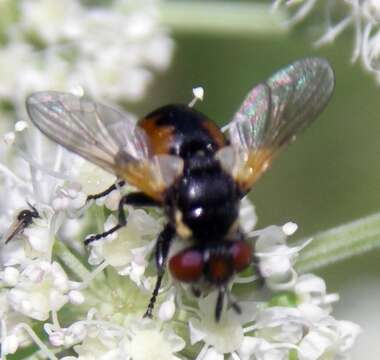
[252,259,265,287]
[86,180,125,201]
[143,223,175,318]
[84,192,159,246]
[215,287,226,322]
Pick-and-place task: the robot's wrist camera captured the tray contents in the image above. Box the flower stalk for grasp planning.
[53,240,91,282]
[297,212,380,273]
[159,1,288,36]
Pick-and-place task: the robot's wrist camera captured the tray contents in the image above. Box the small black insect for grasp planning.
[26,58,335,321]
[4,203,40,244]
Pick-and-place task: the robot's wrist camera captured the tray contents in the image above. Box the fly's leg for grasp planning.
[86,180,125,201]
[84,192,159,246]
[143,224,175,318]
[215,287,226,322]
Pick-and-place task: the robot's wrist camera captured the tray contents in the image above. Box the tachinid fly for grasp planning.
[26,58,335,321]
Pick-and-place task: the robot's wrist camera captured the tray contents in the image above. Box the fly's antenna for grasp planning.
[26,201,40,218]
[188,86,204,108]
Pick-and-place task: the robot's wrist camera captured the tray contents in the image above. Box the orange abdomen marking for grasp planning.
[139,116,175,156]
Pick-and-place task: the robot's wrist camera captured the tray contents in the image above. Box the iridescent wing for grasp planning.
[26,91,183,201]
[218,58,335,192]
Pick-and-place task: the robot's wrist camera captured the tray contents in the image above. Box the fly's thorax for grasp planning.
[139,104,227,159]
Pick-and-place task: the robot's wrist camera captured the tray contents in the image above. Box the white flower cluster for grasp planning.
[44,314,185,360]
[0,0,173,117]
[273,0,380,80]
[0,121,84,355]
[0,116,187,359]
[0,4,361,354]
[0,120,362,359]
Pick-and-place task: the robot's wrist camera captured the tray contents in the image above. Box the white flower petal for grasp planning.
[298,328,335,360]
[295,274,326,297]
[2,334,20,354]
[297,303,329,323]
[202,347,224,360]
[189,318,206,345]
[335,320,362,353]
[2,267,20,286]
[190,310,244,353]
[68,290,85,305]
[239,196,257,234]
[0,240,27,267]
[126,326,185,360]
[158,293,176,321]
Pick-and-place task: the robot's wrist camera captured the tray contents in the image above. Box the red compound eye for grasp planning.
[230,241,252,272]
[169,248,204,282]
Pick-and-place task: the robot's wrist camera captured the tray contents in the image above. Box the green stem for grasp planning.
[159,1,288,36]
[54,240,91,281]
[296,212,380,273]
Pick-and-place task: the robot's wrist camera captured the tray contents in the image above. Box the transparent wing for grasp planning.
[224,58,335,191]
[228,83,271,150]
[26,91,183,200]
[26,91,149,173]
[3,220,26,244]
